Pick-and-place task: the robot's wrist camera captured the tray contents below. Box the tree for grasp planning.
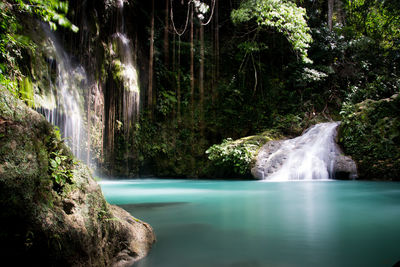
[164,0,170,66]
[328,0,334,31]
[213,0,219,104]
[199,23,204,132]
[231,0,312,63]
[148,0,155,118]
[190,3,195,122]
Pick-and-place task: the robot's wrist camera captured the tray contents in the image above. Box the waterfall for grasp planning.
[112,0,140,135]
[252,122,341,181]
[36,26,88,161]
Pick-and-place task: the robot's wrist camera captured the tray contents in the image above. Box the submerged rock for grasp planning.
[0,87,155,266]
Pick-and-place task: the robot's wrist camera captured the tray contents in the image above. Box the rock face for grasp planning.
[251,122,358,180]
[251,140,285,179]
[0,88,155,266]
[333,155,358,180]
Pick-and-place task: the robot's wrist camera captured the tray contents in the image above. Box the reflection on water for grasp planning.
[100,180,400,267]
[118,202,188,211]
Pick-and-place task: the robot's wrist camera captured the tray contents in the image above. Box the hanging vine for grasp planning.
[196,0,216,26]
[170,0,191,36]
[170,0,216,36]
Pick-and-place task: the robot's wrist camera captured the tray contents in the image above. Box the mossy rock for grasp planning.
[339,94,400,180]
[0,87,155,266]
[206,129,283,178]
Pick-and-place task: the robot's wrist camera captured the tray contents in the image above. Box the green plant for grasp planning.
[46,127,74,189]
[13,0,78,32]
[231,0,313,63]
[206,138,254,175]
[339,95,400,179]
[49,151,72,186]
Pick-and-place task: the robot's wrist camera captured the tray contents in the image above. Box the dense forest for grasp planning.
[1,0,399,179]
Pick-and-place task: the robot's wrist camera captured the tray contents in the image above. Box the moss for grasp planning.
[19,77,35,108]
[111,59,123,82]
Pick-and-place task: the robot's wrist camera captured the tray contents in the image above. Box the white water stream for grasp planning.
[113,1,140,135]
[260,122,341,181]
[37,27,88,161]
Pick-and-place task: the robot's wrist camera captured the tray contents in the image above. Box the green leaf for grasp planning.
[50,159,58,168]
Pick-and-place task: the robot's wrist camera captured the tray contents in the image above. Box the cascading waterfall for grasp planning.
[113,0,140,135]
[253,122,341,181]
[36,26,88,161]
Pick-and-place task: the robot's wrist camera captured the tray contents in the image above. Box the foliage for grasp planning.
[272,113,303,136]
[0,1,30,82]
[157,89,177,116]
[0,0,77,105]
[206,138,254,175]
[11,0,78,32]
[206,130,280,176]
[49,151,72,186]
[344,0,400,51]
[331,0,400,106]
[339,94,400,180]
[231,0,312,62]
[132,116,206,177]
[46,126,75,190]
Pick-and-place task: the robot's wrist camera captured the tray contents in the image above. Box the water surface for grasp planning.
[99,180,400,267]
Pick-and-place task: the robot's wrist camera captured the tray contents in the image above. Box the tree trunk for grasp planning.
[87,84,92,165]
[199,24,205,133]
[148,0,155,117]
[190,4,195,122]
[164,0,169,66]
[177,36,181,123]
[172,31,176,72]
[328,0,334,31]
[214,0,219,103]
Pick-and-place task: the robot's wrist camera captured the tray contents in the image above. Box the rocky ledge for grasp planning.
[0,87,155,266]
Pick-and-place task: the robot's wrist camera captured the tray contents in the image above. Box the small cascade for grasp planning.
[252,122,341,181]
[112,0,140,135]
[36,26,88,161]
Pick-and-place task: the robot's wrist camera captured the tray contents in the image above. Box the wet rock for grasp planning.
[333,155,358,180]
[251,140,286,179]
